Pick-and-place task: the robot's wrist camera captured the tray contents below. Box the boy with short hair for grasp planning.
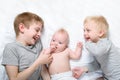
[2,12,52,80]
[84,15,120,80]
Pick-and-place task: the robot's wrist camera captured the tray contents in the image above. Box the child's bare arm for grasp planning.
[72,66,88,79]
[69,42,83,59]
[41,65,51,80]
[5,50,52,80]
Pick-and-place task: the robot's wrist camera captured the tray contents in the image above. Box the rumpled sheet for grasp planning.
[0,0,120,80]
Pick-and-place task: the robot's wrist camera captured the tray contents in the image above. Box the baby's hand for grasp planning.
[77,42,83,48]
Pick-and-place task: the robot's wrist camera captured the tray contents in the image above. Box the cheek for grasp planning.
[83,33,86,36]
[61,45,67,49]
[89,31,94,36]
[84,33,88,38]
[50,42,53,46]
[90,34,94,38]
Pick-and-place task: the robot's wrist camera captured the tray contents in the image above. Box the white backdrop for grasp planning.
[0,0,120,80]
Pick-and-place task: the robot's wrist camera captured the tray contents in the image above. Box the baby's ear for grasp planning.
[99,30,105,37]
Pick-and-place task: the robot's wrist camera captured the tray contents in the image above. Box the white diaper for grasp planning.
[51,71,77,80]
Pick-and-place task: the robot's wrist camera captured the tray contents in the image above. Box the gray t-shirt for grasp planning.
[2,40,43,80]
[85,38,120,80]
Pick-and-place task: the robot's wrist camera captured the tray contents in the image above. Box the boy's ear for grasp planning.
[99,30,104,37]
[19,23,25,33]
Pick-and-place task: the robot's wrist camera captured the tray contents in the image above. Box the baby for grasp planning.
[46,28,88,80]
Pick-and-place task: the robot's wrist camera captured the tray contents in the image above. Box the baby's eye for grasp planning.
[59,42,62,44]
[52,39,55,42]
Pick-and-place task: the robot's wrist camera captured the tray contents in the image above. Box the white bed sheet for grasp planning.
[0,0,120,80]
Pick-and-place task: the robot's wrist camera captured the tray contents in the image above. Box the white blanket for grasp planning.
[0,0,120,80]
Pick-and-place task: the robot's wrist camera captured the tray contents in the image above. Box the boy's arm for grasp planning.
[72,66,88,79]
[85,39,111,56]
[5,50,52,80]
[69,42,83,60]
[41,65,51,80]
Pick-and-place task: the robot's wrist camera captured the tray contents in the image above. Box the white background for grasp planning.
[0,0,120,80]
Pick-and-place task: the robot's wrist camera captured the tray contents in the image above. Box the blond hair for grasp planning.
[14,12,44,36]
[56,28,69,44]
[84,15,109,38]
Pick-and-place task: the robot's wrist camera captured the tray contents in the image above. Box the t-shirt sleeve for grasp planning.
[85,39,111,56]
[2,44,19,66]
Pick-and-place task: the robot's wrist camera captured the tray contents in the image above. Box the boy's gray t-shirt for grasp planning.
[2,40,43,80]
[85,38,120,80]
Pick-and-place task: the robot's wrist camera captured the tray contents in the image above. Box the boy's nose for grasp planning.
[84,31,88,36]
[37,32,41,37]
[84,33,86,36]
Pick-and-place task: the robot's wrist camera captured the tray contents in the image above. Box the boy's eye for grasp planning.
[52,39,55,42]
[36,29,39,32]
[35,28,40,32]
[35,27,41,32]
[84,29,85,32]
[86,29,90,32]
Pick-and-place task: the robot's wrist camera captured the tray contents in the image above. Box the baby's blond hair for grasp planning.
[84,15,109,38]
[55,28,69,45]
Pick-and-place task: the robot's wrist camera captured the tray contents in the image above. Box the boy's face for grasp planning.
[23,22,43,45]
[84,21,101,43]
[50,32,68,53]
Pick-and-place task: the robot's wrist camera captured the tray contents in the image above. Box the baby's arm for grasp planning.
[69,42,83,59]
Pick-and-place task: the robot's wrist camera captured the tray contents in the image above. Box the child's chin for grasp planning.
[85,39,90,42]
[31,41,36,45]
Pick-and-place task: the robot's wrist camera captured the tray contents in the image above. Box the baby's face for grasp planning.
[50,32,68,53]
[84,21,101,43]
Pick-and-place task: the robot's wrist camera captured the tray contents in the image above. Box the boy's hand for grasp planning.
[37,49,53,64]
[50,45,56,53]
[72,66,88,79]
[72,67,82,79]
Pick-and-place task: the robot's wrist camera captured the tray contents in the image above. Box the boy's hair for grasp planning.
[14,12,44,36]
[56,28,69,44]
[84,15,109,38]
